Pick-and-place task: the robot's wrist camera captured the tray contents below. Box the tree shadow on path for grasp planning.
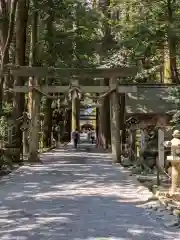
[0,146,179,240]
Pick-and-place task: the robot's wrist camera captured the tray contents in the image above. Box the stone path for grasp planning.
[0,143,180,240]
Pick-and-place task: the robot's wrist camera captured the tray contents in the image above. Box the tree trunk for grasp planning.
[13,0,29,149]
[43,0,55,147]
[28,3,41,163]
[119,93,126,149]
[96,107,100,146]
[99,96,110,149]
[98,0,111,149]
[166,0,179,83]
[103,95,111,148]
[43,99,52,147]
[0,0,18,111]
[2,51,12,104]
[64,108,71,142]
[103,78,111,148]
[98,102,104,148]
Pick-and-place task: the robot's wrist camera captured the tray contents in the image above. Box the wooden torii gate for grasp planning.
[8,66,137,162]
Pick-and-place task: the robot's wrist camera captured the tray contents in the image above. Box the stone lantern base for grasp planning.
[167,156,180,194]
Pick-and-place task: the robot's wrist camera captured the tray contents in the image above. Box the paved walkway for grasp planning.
[0,143,180,240]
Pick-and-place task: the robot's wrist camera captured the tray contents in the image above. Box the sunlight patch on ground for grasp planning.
[74,238,129,240]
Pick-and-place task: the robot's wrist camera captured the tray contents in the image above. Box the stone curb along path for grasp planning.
[117,163,180,228]
[0,162,39,186]
[117,164,154,199]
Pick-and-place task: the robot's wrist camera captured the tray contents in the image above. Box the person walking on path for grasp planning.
[87,128,91,141]
[90,128,96,144]
[72,128,80,148]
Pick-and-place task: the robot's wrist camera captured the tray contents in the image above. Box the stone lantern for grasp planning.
[125,117,139,161]
[20,112,31,158]
[164,129,180,194]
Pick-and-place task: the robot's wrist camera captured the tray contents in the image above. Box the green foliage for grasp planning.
[38,0,103,68]
[167,86,180,129]
[102,0,180,81]
[3,102,12,114]
[31,0,179,79]
[22,0,180,82]
[0,116,8,140]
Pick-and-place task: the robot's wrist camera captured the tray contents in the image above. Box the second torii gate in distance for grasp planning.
[9,66,137,162]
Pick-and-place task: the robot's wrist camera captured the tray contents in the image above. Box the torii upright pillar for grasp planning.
[71,80,80,139]
[28,78,41,162]
[71,91,80,132]
[109,78,137,163]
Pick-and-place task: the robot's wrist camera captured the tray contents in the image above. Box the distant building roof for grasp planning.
[126,87,175,114]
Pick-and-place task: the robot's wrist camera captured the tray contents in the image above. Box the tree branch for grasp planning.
[1,0,18,71]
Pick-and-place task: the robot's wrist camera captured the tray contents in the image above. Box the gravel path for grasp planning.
[0,144,179,240]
